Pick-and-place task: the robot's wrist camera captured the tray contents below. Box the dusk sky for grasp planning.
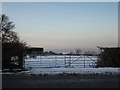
[2,2,118,52]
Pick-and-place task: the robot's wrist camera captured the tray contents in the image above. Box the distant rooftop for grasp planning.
[26,46,44,54]
[26,46,43,49]
[97,46,120,49]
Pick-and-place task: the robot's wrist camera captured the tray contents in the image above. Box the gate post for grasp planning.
[54,55,57,68]
[64,55,66,68]
[69,55,71,68]
[84,54,85,68]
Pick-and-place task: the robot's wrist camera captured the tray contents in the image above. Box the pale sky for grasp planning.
[2,2,118,52]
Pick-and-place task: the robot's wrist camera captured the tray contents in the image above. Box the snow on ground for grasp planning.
[2,55,119,75]
[22,67,119,75]
[25,55,98,69]
[1,68,119,75]
[21,55,120,75]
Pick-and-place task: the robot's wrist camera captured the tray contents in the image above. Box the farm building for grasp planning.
[96,46,120,67]
[26,46,44,55]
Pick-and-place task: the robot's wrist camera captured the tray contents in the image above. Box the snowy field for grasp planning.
[25,55,98,69]
[21,55,120,75]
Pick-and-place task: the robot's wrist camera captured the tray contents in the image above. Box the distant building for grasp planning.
[97,46,120,67]
[26,46,44,55]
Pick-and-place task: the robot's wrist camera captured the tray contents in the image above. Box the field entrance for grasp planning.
[24,55,98,69]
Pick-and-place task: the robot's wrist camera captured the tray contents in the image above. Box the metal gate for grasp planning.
[24,55,98,69]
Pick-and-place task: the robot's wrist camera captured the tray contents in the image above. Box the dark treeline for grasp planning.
[42,49,98,56]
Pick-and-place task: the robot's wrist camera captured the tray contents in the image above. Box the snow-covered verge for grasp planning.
[1,68,120,75]
[13,67,119,75]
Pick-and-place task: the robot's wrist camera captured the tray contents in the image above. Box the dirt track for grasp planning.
[2,74,119,88]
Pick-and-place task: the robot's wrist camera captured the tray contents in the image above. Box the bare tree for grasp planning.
[75,49,82,55]
[1,14,26,71]
[84,50,97,56]
[1,14,19,43]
